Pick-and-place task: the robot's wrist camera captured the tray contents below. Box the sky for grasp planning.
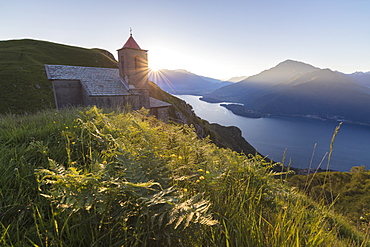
[1,0,370,80]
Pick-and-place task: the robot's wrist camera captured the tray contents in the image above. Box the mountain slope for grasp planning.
[203,59,320,103]
[348,71,370,88]
[1,108,366,246]
[0,39,118,113]
[203,60,370,124]
[149,69,231,95]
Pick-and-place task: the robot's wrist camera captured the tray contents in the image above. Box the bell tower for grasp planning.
[117,32,149,90]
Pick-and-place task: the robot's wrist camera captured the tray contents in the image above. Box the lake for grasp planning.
[175,95,370,172]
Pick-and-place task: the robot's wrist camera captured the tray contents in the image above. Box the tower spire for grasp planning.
[130,28,132,36]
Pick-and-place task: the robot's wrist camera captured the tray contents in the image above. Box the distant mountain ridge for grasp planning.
[348,71,370,88]
[203,60,370,125]
[149,69,232,95]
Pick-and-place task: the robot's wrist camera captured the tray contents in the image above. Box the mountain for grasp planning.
[203,60,320,103]
[203,60,370,124]
[0,38,255,155]
[226,76,248,83]
[348,71,370,88]
[149,69,231,95]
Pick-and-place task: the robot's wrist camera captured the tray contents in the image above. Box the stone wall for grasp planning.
[150,107,169,122]
[52,80,82,109]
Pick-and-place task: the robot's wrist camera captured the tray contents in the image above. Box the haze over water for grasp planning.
[176,95,370,172]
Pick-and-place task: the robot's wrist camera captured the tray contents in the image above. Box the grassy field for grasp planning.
[1,107,369,246]
[0,39,117,114]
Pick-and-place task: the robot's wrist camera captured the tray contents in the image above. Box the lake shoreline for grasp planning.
[175,94,370,172]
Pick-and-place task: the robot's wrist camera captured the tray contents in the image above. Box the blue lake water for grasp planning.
[175,95,370,172]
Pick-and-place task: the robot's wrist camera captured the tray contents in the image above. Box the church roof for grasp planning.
[119,35,141,50]
[150,97,172,108]
[45,65,131,96]
[45,64,171,109]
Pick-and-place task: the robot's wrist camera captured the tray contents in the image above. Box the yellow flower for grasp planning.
[198,169,204,172]
[71,142,76,145]
[42,150,47,154]
[102,161,107,164]
[183,188,188,193]
[65,126,69,129]
[199,176,205,180]
[178,156,183,160]
[206,171,210,174]
[71,161,76,165]
[196,180,200,183]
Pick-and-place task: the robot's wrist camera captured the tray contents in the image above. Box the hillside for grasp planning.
[0,39,118,113]
[0,107,368,246]
[0,38,255,155]
[149,69,231,95]
[148,81,256,154]
[203,60,370,124]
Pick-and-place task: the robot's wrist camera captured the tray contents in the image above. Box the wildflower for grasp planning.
[196,180,200,183]
[53,121,56,124]
[71,142,76,145]
[198,169,204,172]
[206,171,210,174]
[73,126,77,128]
[199,176,205,180]
[183,188,188,193]
[102,161,107,164]
[171,154,176,157]
[65,126,69,129]
[71,161,76,165]
[42,150,47,154]
[178,156,183,160]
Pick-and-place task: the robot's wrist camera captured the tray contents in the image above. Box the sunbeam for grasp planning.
[149,69,177,93]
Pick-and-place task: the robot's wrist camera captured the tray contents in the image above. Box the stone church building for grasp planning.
[45,34,170,121]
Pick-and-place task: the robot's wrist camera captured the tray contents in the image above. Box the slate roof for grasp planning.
[45,64,171,109]
[45,65,131,96]
[150,97,171,108]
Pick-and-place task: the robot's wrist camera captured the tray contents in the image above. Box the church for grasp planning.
[44,34,171,121]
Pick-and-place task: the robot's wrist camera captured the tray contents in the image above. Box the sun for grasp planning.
[149,66,161,73]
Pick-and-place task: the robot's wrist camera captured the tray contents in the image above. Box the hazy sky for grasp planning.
[1,0,370,79]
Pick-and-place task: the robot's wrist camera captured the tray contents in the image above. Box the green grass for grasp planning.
[288,166,370,233]
[0,39,118,114]
[1,107,369,246]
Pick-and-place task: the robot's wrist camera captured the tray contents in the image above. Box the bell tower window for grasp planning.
[135,56,140,70]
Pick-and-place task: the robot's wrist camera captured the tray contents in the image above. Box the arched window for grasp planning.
[120,56,125,74]
[135,56,140,71]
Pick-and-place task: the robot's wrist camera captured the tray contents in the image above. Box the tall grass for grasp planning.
[0,107,369,246]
